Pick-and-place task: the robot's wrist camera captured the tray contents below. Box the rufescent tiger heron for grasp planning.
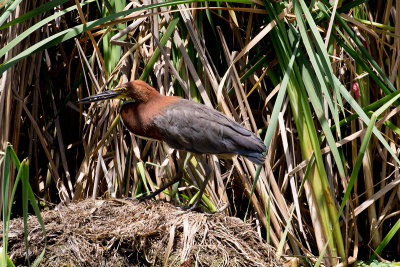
[79,80,266,210]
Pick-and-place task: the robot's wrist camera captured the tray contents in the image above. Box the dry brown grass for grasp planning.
[2,1,400,266]
[4,199,282,266]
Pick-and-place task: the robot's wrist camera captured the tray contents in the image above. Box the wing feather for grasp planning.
[153,99,266,164]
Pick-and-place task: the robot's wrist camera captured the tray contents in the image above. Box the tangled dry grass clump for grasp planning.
[5,199,282,266]
[4,0,400,265]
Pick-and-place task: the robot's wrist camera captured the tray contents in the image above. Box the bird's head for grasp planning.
[79,80,159,104]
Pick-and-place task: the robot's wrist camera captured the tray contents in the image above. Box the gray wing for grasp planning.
[153,99,266,164]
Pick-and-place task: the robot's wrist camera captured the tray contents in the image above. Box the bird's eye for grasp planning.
[116,87,127,94]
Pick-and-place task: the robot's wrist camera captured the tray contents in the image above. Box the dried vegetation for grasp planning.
[4,199,281,266]
[1,0,400,266]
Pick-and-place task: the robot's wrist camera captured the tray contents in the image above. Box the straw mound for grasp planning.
[6,199,282,266]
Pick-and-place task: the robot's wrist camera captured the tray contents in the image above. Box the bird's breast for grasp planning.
[119,97,179,142]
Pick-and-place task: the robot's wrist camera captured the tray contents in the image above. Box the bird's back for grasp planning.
[153,99,266,164]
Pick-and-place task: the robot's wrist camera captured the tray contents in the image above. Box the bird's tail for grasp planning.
[237,149,266,165]
[233,132,266,165]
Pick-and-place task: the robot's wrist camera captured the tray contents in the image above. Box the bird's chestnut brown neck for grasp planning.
[125,80,163,103]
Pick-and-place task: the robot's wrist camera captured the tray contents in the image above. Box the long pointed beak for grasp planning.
[78,90,120,104]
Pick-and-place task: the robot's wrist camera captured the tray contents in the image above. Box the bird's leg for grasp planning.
[138,169,183,201]
[138,150,183,201]
[138,151,184,201]
[186,157,212,211]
